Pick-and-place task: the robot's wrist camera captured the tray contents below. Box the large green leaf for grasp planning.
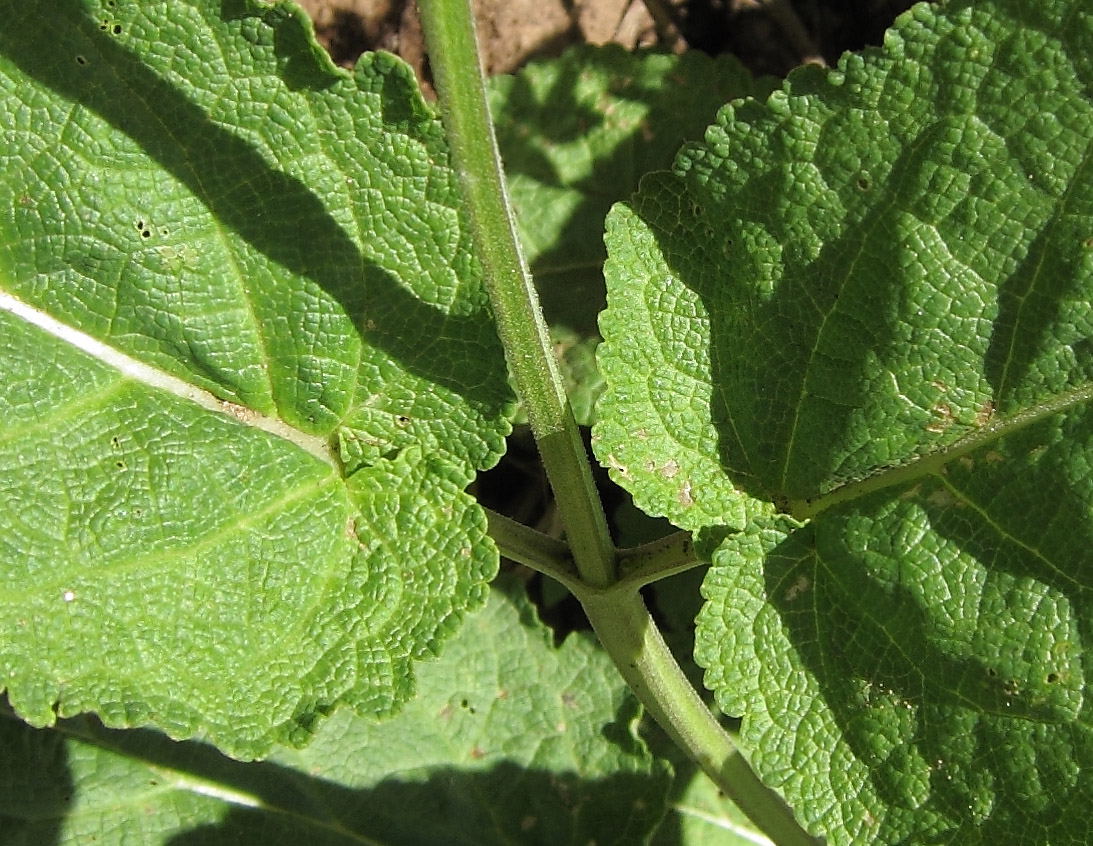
[0,0,512,758]
[1,578,671,845]
[595,0,1093,842]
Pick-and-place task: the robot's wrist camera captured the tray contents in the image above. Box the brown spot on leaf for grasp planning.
[975,399,995,426]
[221,400,257,424]
[926,402,954,434]
[783,574,811,601]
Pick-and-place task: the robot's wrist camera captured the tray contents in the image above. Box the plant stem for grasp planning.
[747,0,825,66]
[581,590,820,846]
[419,3,819,843]
[484,508,583,591]
[615,529,704,589]
[638,0,684,50]
[418,0,615,588]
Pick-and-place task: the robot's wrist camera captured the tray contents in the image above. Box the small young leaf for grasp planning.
[0,0,512,757]
[596,0,1093,842]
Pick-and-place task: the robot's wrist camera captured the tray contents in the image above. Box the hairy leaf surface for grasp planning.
[1,578,670,845]
[490,44,774,424]
[596,0,1093,842]
[0,0,512,757]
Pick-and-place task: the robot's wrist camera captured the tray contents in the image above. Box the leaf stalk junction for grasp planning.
[419,2,820,843]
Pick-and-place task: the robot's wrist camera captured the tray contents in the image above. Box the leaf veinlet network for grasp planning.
[0,0,511,759]
[597,2,1093,842]
[1,0,1092,844]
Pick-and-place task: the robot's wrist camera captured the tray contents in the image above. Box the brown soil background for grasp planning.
[297,0,918,85]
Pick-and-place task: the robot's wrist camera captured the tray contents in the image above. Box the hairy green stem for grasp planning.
[419,3,819,844]
[615,529,704,589]
[419,0,614,588]
[581,590,819,846]
[484,509,583,591]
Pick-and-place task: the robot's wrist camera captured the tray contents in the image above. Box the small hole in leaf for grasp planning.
[1047,672,1059,683]
[1083,236,1093,249]
[112,24,122,34]
[75,55,88,65]
[857,176,870,190]
[141,229,151,238]
[395,415,411,427]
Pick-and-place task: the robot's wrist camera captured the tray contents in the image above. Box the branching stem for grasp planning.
[484,509,583,592]
[418,0,615,589]
[419,3,820,844]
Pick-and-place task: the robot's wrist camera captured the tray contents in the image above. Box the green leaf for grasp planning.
[0,0,512,758]
[1,577,672,845]
[490,44,774,424]
[596,0,1093,842]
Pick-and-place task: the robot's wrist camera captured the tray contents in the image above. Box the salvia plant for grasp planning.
[1,0,1091,843]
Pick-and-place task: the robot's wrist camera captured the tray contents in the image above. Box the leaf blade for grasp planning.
[0,579,672,846]
[596,0,1093,842]
[0,0,512,757]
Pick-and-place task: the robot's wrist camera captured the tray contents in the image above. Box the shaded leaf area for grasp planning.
[490,44,775,424]
[699,473,1093,845]
[0,579,671,846]
[0,0,511,757]
[596,0,1093,842]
